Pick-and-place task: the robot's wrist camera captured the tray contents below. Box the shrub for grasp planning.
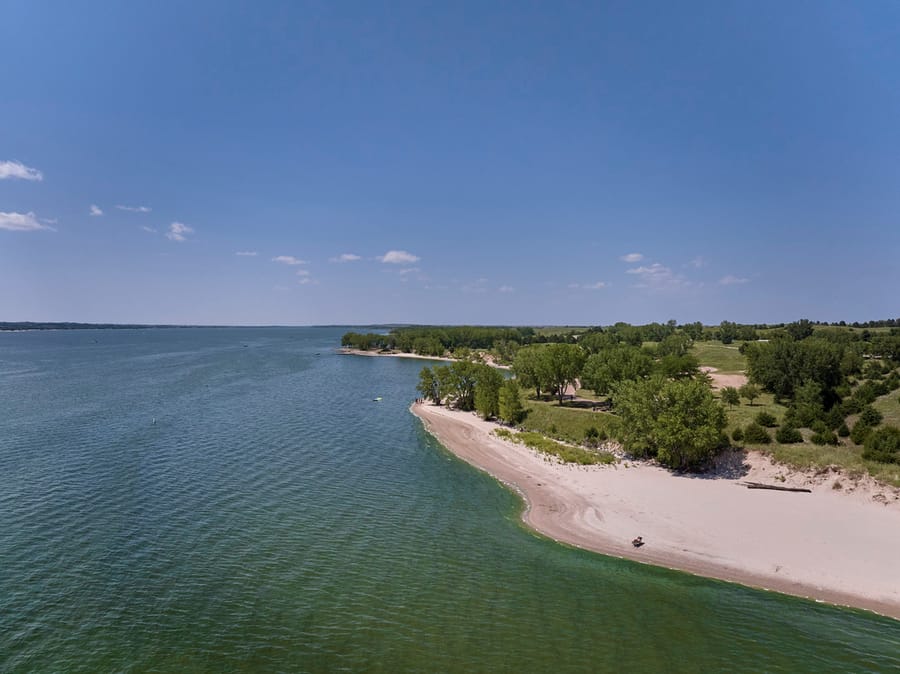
[810,419,829,434]
[858,406,883,427]
[862,426,900,464]
[850,422,873,445]
[776,425,803,444]
[811,430,839,446]
[755,411,778,427]
[840,398,862,416]
[732,427,745,443]
[743,422,771,444]
[837,422,850,437]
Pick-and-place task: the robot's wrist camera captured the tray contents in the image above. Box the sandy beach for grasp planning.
[412,403,900,620]
[338,348,511,369]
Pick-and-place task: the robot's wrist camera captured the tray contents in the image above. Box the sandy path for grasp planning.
[412,403,900,620]
[700,366,749,390]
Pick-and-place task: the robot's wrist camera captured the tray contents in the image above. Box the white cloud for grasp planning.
[298,277,319,286]
[498,285,514,293]
[141,225,157,233]
[115,205,152,213]
[330,253,361,262]
[620,252,644,263]
[0,160,43,181]
[626,263,690,289]
[236,251,258,256]
[0,211,54,231]
[166,221,194,242]
[378,250,420,264]
[41,217,58,225]
[89,204,103,216]
[398,267,420,275]
[296,269,311,277]
[569,281,609,290]
[719,275,750,285]
[272,255,307,265]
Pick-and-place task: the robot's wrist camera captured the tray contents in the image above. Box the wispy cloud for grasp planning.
[166,221,194,242]
[272,255,307,265]
[398,267,420,275]
[141,225,157,233]
[330,253,361,263]
[89,204,103,216]
[236,251,258,256]
[115,204,152,213]
[620,252,644,263]
[296,269,311,277]
[626,263,690,289]
[0,160,43,181]
[498,285,515,293]
[718,275,749,285]
[378,250,420,264]
[568,281,609,290]
[0,211,55,231]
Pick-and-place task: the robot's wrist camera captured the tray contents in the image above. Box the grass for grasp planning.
[720,392,785,433]
[520,397,620,444]
[872,389,900,428]
[493,428,615,465]
[691,341,747,373]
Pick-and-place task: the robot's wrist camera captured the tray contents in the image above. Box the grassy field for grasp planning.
[719,391,785,432]
[519,397,620,444]
[873,389,900,428]
[691,341,747,373]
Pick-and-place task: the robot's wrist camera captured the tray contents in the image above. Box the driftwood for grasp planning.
[740,481,812,493]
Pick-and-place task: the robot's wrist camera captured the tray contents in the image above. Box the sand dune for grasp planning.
[412,403,900,620]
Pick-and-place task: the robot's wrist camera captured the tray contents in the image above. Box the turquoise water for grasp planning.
[1,327,898,673]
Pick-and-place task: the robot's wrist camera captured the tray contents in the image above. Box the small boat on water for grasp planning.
[372,397,383,402]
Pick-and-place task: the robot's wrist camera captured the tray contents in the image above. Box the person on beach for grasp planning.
[632,536,644,547]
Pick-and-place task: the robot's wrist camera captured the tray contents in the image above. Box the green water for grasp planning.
[1,328,897,672]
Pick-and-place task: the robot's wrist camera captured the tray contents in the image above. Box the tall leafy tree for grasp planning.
[544,343,587,404]
[581,345,653,395]
[497,379,524,425]
[474,365,504,420]
[613,376,727,470]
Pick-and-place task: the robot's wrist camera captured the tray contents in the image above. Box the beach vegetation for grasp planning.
[862,426,900,463]
[612,376,727,470]
[474,366,505,420]
[493,428,615,465]
[775,425,803,444]
[720,387,740,408]
[497,379,524,425]
[743,422,772,445]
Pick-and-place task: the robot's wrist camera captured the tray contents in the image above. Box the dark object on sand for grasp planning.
[741,481,812,493]
[632,536,644,548]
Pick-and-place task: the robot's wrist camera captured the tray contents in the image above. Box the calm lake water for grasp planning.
[1,327,898,672]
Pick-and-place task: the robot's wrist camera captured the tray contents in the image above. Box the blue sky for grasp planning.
[2,1,898,325]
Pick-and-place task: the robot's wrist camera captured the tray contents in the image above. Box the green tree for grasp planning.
[512,346,552,399]
[474,366,504,420]
[738,383,761,406]
[416,366,442,404]
[612,376,727,470]
[721,387,740,408]
[497,379,524,425]
[543,343,587,404]
[581,345,653,395]
[862,426,900,463]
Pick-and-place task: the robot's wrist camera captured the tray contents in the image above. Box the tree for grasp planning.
[862,426,900,463]
[612,376,727,470]
[497,379,524,425]
[581,345,653,395]
[544,343,587,404]
[417,366,443,404]
[738,383,761,406]
[721,387,740,408]
[512,346,552,399]
[474,366,504,420]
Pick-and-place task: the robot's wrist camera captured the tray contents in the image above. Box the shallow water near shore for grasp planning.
[1,327,898,672]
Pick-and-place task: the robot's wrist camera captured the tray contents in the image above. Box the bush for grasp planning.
[840,398,862,416]
[837,422,850,437]
[731,427,744,443]
[776,425,803,444]
[743,422,772,444]
[810,419,829,434]
[755,411,778,427]
[811,430,839,446]
[850,422,873,445]
[862,426,900,464]
[858,406,883,427]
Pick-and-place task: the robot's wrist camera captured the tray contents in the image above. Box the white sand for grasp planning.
[700,366,749,390]
[412,403,900,619]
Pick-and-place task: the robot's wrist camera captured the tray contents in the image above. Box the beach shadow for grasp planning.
[672,449,751,480]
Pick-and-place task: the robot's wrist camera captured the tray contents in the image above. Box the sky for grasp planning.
[2,0,899,326]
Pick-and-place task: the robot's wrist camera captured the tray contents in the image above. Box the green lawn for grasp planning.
[719,391,784,432]
[872,388,900,428]
[691,341,747,373]
[519,397,620,444]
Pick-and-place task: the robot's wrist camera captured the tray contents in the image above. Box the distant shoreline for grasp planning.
[412,402,900,621]
[338,347,511,369]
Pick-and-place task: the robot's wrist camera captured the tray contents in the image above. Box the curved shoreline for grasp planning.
[412,403,900,621]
